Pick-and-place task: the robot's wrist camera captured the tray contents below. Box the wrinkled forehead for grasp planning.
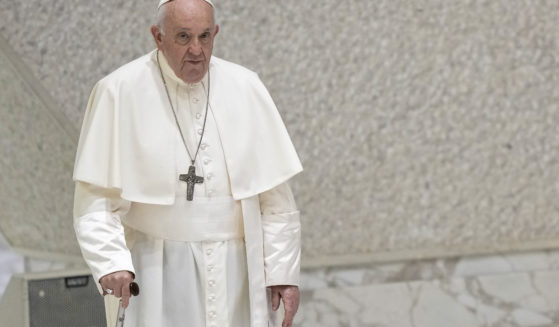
[158,0,214,9]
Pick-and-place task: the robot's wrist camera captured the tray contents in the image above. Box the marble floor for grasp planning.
[3,237,559,327]
[0,233,23,298]
[296,250,559,327]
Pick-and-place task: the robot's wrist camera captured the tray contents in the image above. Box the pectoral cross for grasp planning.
[179,165,204,201]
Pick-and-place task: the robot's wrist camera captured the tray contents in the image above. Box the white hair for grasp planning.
[155,0,217,35]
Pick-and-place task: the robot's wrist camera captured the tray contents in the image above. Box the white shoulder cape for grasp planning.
[73,50,302,203]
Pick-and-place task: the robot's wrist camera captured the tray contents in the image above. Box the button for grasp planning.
[193,97,200,104]
[208,280,215,287]
[203,158,211,165]
[198,129,203,135]
[207,190,214,196]
[206,248,213,256]
[208,294,216,302]
[207,265,214,272]
[200,143,208,150]
[208,311,216,317]
[196,112,202,119]
[206,173,213,180]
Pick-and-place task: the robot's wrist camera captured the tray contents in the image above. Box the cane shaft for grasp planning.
[115,300,126,327]
[113,282,139,327]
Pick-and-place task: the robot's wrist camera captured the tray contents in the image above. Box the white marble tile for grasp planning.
[354,284,413,327]
[546,252,559,269]
[511,309,552,326]
[456,293,477,309]
[300,270,329,290]
[0,234,23,298]
[532,271,559,310]
[454,255,514,277]
[504,252,549,271]
[297,283,414,327]
[412,282,479,327]
[478,274,535,304]
[301,249,559,292]
[329,268,366,287]
[475,303,507,326]
[313,288,361,316]
[298,254,559,327]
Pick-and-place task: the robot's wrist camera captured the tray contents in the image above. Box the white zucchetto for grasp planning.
[158,0,214,8]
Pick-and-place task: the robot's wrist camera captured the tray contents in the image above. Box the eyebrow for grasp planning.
[175,28,212,33]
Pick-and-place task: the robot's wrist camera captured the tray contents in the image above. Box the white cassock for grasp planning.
[73,51,303,327]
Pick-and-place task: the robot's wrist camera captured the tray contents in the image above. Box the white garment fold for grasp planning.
[122,232,250,327]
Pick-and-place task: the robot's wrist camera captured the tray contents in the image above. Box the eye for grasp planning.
[201,32,210,39]
[177,32,190,41]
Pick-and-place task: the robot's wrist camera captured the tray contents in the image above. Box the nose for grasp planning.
[188,39,202,56]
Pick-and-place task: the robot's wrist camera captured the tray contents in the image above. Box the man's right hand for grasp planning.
[99,270,135,308]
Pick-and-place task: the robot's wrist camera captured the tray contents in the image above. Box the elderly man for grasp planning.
[72,0,303,326]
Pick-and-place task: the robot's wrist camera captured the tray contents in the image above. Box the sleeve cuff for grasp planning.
[261,210,301,287]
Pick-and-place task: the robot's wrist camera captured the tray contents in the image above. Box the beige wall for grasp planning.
[1,0,558,266]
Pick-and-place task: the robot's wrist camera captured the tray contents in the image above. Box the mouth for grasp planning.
[185,60,203,65]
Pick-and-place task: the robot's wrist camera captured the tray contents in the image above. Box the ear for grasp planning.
[151,25,164,49]
[214,24,220,37]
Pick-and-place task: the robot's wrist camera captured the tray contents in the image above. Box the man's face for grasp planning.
[152,0,219,84]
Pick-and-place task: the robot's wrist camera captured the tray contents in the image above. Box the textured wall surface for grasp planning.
[1,0,558,264]
[0,41,77,256]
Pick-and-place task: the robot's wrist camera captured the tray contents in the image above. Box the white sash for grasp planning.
[122,196,244,242]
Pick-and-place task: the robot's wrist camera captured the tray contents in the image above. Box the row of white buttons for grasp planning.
[200,149,213,196]
[190,95,214,197]
[205,243,218,325]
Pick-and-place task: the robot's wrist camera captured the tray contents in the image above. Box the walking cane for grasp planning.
[115,282,140,327]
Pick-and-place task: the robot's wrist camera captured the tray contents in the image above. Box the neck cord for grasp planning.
[156,50,211,166]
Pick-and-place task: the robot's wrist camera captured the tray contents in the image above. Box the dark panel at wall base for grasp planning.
[0,271,105,327]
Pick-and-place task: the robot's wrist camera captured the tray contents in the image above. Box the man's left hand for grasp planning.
[269,285,300,327]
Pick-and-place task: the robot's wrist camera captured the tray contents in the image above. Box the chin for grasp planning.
[183,76,202,84]
[182,70,205,84]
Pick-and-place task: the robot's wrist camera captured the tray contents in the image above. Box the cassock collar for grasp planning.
[153,50,209,89]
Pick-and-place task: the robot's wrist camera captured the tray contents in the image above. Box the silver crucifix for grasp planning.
[179,165,204,201]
